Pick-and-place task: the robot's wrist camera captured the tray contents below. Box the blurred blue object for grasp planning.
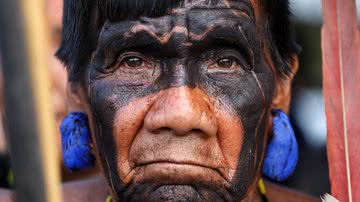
[262,109,299,182]
[60,112,95,171]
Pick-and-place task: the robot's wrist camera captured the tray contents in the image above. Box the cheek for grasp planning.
[214,101,244,174]
[111,90,245,183]
[88,70,273,193]
[88,84,245,185]
[112,95,157,182]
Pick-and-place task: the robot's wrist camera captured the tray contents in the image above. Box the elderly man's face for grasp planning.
[83,0,275,201]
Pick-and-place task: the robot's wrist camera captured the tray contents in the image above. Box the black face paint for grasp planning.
[86,0,275,201]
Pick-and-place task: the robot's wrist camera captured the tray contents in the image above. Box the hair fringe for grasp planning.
[101,0,184,22]
[262,0,300,78]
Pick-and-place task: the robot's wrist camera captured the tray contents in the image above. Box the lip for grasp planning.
[137,160,223,172]
[130,160,230,186]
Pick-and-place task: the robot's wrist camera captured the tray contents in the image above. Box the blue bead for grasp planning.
[60,112,95,171]
[262,109,298,181]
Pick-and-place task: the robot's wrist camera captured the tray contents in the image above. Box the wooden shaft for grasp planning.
[0,0,62,201]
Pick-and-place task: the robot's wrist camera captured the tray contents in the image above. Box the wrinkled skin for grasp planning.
[72,0,292,201]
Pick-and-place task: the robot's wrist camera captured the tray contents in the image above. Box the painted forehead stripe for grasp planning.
[123,10,252,46]
[124,25,226,46]
[125,25,189,45]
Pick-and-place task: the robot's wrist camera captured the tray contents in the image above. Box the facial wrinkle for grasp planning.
[253,109,266,169]
[250,70,267,171]
[251,71,266,102]
[250,70,266,139]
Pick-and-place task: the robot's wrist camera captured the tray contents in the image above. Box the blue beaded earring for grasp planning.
[262,109,298,182]
[60,112,95,171]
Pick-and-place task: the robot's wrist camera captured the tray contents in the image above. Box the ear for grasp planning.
[66,82,87,112]
[271,54,299,114]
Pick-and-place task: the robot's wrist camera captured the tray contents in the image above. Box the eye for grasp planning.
[205,50,250,73]
[122,56,145,68]
[215,57,239,69]
[207,55,242,71]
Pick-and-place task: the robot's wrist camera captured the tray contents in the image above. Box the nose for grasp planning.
[144,87,217,137]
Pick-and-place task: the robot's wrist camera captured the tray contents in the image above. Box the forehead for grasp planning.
[172,0,255,26]
[101,0,256,37]
[97,0,260,57]
[172,0,253,12]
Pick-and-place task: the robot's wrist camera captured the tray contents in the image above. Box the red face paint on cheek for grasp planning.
[214,100,244,180]
[111,94,158,184]
[112,87,245,186]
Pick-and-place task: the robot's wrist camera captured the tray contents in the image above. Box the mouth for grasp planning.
[127,160,231,187]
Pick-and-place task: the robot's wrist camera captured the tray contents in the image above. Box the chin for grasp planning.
[118,162,236,201]
[122,183,233,202]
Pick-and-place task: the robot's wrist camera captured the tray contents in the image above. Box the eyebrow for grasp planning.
[188,25,256,66]
[97,29,183,64]
[97,24,256,69]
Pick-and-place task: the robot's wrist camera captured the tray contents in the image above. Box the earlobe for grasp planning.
[66,82,87,112]
[271,55,299,113]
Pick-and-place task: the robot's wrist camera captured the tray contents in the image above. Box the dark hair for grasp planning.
[261,0,300,77]
[56,0,299,81]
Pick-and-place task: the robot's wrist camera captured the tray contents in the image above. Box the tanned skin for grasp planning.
[0,0,320,201]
